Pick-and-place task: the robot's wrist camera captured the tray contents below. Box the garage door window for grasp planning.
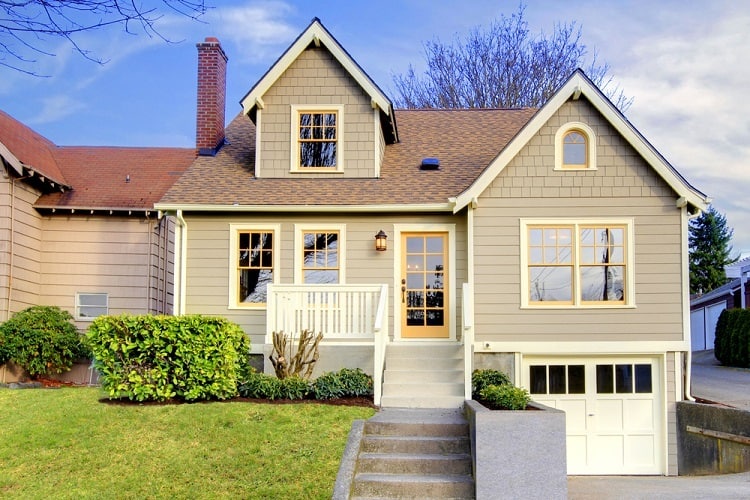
[596,363,652,394]
[529,364,585,394]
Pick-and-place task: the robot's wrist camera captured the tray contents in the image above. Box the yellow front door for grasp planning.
[401,232,449,338]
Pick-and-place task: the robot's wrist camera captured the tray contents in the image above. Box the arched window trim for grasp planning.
[555,122,597,171]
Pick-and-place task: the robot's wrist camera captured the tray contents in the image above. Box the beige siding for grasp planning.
[258,47,378,178]
[666,352,679,475]
[473,98,686,343]
[40,215,173,328]
[182,213,466,348]
[0,176,43,319]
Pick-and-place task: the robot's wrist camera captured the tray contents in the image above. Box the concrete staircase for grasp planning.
[380,343,466,409]
[349,409,474,499]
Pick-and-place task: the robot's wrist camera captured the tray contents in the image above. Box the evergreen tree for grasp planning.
[689,206,737,294]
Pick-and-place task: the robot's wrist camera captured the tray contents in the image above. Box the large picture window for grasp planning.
[522,220,633,307]
[229,225,280,308]
[291,105,344,172]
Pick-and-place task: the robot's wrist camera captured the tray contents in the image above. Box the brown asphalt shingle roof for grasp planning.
[0,109,196,211]
[159,107,537,207]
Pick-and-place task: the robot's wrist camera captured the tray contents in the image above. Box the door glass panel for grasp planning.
[567,365,585,394]
[635,364,652,393]
[407,255,423,270]
[406,309,424,326]
[549,365,566,394]
[406,290,424,307]
[426,310,443,326]
[407,274,425,288]
[407,237,423,253]
[529,366,547,394]
[616,364,633,393]
[426,255,444,271]
[596,364,614,393]
[403,233,448,336]
[426,237,443,252]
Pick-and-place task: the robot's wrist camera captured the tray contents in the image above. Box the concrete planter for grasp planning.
[464,399,567,500]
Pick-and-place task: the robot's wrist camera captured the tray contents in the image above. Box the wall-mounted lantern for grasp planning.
[375,230,388,251]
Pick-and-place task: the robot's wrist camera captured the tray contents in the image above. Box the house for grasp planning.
[155,18,709,476]
[0,108,195,383]
[690,256,750,350]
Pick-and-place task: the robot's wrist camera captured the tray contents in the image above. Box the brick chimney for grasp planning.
[196,37,228,156]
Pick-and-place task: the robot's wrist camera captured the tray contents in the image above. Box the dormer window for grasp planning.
[291,105,344,172]
[555,122,596,171]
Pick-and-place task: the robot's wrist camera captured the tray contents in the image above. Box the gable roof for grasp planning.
[0,109,69,189]
[453,70,711,213]
[156,108,536,210]
[35,146,196,212]
[240,18,397,143]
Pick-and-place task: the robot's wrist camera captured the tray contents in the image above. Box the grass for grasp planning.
[0,387,375,499]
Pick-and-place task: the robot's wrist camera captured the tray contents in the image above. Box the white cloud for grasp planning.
[26,95,86,125]
[209,1,297,62]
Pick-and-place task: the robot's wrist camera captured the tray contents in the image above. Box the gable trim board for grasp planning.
[240,18,397,143]
[453,70,710,214]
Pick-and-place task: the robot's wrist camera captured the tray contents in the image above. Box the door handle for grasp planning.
[401,279,406,304]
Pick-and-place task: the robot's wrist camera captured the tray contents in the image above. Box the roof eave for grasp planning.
[155,202,455,213]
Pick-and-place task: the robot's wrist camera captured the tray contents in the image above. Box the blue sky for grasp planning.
[2,0,749,252]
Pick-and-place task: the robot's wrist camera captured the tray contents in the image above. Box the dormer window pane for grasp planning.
[299,111,337,168]
[563,131,587,167]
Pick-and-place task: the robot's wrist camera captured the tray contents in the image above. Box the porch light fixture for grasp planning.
[375,230,388,251]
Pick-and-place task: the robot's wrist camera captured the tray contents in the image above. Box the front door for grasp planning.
[401,232,449,338]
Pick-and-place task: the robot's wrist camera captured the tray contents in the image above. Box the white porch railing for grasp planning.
[462,282,474,400]
[266,283,389,405]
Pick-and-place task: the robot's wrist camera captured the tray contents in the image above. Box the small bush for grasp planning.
[479,384,531,410]
[471,368,511,398]
[0,306,86,377]
[87,314,250,402]
[311,368,373,400]
[714,308,750,368]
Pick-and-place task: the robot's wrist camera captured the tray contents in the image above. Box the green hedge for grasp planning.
[87,314,250,402]
[0,306,88,377]
[714,308,750,368]
[237,368,374,401]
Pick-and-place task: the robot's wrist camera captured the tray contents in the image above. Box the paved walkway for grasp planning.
[568,350,750,498]
[690,349,750,410]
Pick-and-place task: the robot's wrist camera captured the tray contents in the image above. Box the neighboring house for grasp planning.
[155,19,709,476]
[0,110,195,329]
[690,256,750,350]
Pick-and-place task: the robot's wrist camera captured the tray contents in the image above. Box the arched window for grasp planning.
[555,122,596,170]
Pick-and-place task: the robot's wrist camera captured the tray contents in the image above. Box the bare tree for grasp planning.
[392,4,632,112]
[0,0,208,75]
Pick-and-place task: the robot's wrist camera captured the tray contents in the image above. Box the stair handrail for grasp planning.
[373,284,388,406]
[462,282,474,400]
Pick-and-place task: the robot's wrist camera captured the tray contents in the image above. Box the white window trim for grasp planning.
[294,223,347,284]
[75,292,108,321]
[228,223,281,309]
[554,121,597,171]
[290,104,345,173]
[519,218,635,308]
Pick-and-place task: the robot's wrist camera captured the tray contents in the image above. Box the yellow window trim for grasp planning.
[228,223,281,309]
[290,104,345,173]
[554,121,597,171]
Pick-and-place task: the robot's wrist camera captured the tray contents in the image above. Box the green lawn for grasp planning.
[0,387,375,499]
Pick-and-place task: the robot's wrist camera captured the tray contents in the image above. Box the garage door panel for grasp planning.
[567,435,588,470]
[624,399,655,431]
[625,435,656,466]
[595,399,623,431]
[591,435,624,469]
[558,399,587,431]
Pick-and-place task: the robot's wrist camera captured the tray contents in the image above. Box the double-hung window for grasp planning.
[521,220,634,307]
[229,224,280,308]
[294,224,346,284]
[76,292,108,320]
[291,105,344,172]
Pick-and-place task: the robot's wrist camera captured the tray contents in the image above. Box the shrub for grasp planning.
[471,368,511,399]
[0,306,86,377]
[311,368,373,400]
[714,308,750,368]
[479,384,531,410]
[87,314,250,402]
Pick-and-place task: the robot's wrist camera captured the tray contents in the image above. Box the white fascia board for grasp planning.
[240,20,392,116]
[453,71,710,213]
[0,141,24,176]
[154,202,455,213]
[478,340,689,354]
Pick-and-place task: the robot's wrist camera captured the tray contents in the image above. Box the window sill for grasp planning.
[289,168,345,174]
[553,166,598,172]
[227,304,268,311]
[520,303,636,310]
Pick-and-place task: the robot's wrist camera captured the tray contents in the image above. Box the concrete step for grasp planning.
[386,356,463,371]
[379,394,466,409]
[357,452,472,475]
[364,417,469,438]
[382,381,464,397]
[386,343,463,358]
[360,435,470,455]
[383,368,463,384]
[351,473,474,499]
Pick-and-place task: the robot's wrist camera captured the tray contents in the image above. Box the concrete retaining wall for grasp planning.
[464,399,567,500]
[0,361,99,385]
[677,401,750,475]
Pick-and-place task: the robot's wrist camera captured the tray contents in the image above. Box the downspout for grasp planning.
[147,213,154,314]
[684,207,703,402]
[5,176,16,321]
[175,210,188,315]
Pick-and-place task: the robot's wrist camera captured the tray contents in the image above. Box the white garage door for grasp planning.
[522,356,663,475]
